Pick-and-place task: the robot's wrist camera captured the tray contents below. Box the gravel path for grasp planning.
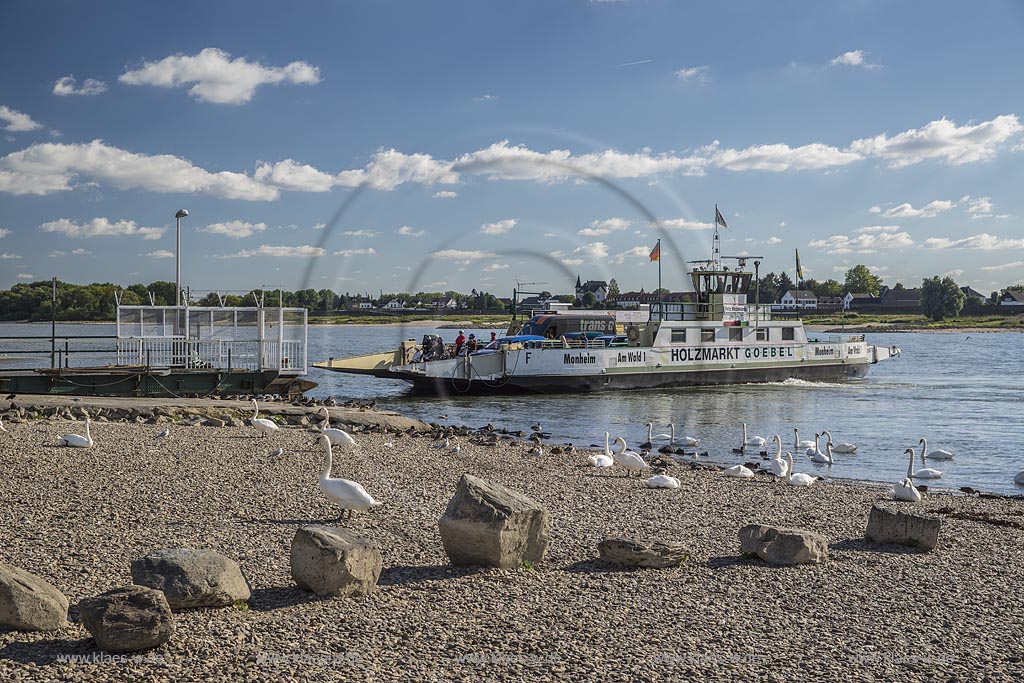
[1,417,1023,681]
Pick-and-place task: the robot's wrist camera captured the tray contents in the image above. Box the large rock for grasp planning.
[79,586,174,652]
[438,474,550,569]
[130,548,250,609]
[0,563,68,631]
[865,504,942,550]
[597,538,688,569]
[739,525,828,565]
[291,526,382,597]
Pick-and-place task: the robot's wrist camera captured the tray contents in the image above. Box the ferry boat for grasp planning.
[314,244,901,395]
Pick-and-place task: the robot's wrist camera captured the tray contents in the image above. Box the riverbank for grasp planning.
[2,415,1022,681]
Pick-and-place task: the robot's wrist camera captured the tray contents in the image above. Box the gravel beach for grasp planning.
[2,416,1023,681]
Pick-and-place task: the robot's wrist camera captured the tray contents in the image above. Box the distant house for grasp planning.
[780,290,817,309]
[575,276,609,303]
[431,297,458,310]
[383,299,403,310]
[960,286,986,302]
[816,296,844,311]
[358,301,374,310]
[1000,290,1024,306]
[610,291,690,309]
[843,292,875,310]
[878,287,921,309]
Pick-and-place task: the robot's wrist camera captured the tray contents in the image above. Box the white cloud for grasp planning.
[473,94,498,102]
[39,217,164,240]
[875,200,956,219]
[49,250,65,257]
[481,219,518,235]
[579,217,631,236]
[965,196,994,218]
[848,115,1023,167]
[0,106,42,132]
[119,47,320,104]
[53,75,108,96]
[945,269,965,278]
[652,218,713,230]
[434,190,458,198]
[830,50,881,70]
[341,229,377,237]
[981,261,1024,271]
[430,249,498,264]
[572,242,609,261]
[333,248,376,256]
[765,236,783,244]
[560,258,584,267]
[0,252,22,259]
[71,248,90,255]
[611,245,652,264]
[808,231,914,254]
[424,281,448,288]
[711,141,863,172]
[200,220,267,239]
[220,244,326,258]
[869,206,882,214]
[336,148,459,190]
[542,232,557,237]
[483,263,509,272]
[16,273,33,279]
[398,225,425,237]
[312,222,327,230]
[675,66,709,83]
[254,159,335,192]
[923,233,1024,250]
[147,249,175,259]
[0,228,9,239]
[855,225,902,234]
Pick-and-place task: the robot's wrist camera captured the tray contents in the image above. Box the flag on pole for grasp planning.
[795,249,804,280]
[649,241,661,261]
[715,206,728,228]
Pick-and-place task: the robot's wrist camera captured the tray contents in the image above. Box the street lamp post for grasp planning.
[174,209,189,306]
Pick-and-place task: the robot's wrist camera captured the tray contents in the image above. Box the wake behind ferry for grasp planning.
[314,232,900,394]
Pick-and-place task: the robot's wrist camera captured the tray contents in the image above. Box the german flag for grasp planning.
[649,241,661,261]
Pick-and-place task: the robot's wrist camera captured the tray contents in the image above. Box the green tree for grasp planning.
[607,278,620,297]
[844,265,882,296]
[582,292,596,308]
[776,272,793,302]
[892,282,906,290]
[920,276,965,321]
[814,279,844,297]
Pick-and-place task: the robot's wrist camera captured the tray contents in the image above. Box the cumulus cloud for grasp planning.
[200,220,267,239]
[0,106,43,132]
[765,236,783,244]
[39,217,165,240]
[1,252,22,259]
[16,273,33,279]
[922,233,1024,250]
[855,225,902,234]
[398,225,425,237]
[430,249,498,264]
[964,195,994,217]
[830,50,881,69]
[333,248,376,256]
[336,148,459,190]
[481,219,518,235]
[341,229,377,237]
[848,115,1023,167]
[981,261,1024,271]
[71,248,90,255]
[147,249,175,259]
[653,218,714,230]
[119,48,320,104]
[48,250,65,257]
[473,94,498,102]
[254,159,335,192]
[572,242,610,261]
[53,75,108,96]
[809,230,914,254]
[220,244,326,258]
[874,200,956,219]
[434,190,458,198]
[711,141,863,172]
[0,228,9,239]
[611,245,652,264]
[483,263,509,271]
[579,217,631,237]
[675,66,709,83]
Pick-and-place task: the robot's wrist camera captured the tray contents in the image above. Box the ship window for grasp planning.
[782,327,795,341]
[701,329,715,343]
[729,327,743,342]
[755,328,768,342]
[671,329,687,343]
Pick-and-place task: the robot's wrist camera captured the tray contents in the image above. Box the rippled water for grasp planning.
[3,322,1022,495]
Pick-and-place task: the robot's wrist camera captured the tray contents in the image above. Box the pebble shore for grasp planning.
[2,415,1023,681]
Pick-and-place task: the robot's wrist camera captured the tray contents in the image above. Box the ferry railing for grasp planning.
[115,338,306,373]
[649,302,774,322]
[0,334,118,370]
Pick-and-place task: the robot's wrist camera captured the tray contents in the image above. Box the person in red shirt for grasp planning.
[454,329,466,355]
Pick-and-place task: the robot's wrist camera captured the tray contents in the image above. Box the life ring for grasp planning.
[626,325,640,342]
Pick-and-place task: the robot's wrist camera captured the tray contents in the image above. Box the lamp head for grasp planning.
[175,209,189,219]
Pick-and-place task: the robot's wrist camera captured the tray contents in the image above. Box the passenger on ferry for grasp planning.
[454,330,466,355]
[465,334,479,354]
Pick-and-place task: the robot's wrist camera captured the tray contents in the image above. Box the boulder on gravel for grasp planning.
[130,548,250,609]
[597,538,688,569]
[739,525,828,565]
[291,526,382,597]
[438,474,550,569]
[865,504,942,550]
[0,562,69,631]
[79,586,173,652]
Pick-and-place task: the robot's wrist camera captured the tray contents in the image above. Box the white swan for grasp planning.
[667,422,699,447]
[784,452,815,486]
[645,474,681,489]
[613,437,650,476]
[794,428,815,450]
[810,440,834,465]
[250,399,279,438]
[650,422,673,441]
[587,433,615,467]
[805,433,826,458]
[919,437,953,461]
[317,434,382,520]
[910,446,943,479]
[821,430,856,454]
[724,464,755,479]
[892,449,922,502]
[742,422,766,448]
[768,435,789,477]
[58,416,93,448]
[319,407,356,446]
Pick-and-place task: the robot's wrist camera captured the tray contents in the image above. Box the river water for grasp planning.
[3,322,1022,495]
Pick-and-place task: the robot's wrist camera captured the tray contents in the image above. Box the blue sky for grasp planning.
[2,0,1024,297]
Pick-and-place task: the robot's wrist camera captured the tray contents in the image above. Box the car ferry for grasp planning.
[314,254,900,395]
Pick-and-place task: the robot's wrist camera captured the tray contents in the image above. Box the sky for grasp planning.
[2,0,1024,298]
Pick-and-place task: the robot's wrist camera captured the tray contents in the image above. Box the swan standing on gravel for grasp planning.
[317,434,382,520]
[910,446,943,479]
[742,423,766,448]
[613,437,650,477]
[893,449,922,502]
[768,435,789,477]
[821,430,857,454]
[794,428,815,450]
[58,416,93,448]
[646,474,681,489]
[810,440,834,465]
[784,452,815,486]
[919,437,953,461]
[319,408,357,446]
[250,399,279,438]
